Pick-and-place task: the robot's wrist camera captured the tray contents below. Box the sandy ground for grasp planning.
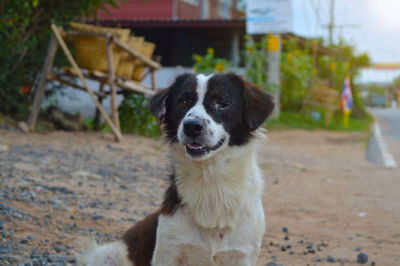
[0,128,399,265]
[258,130,400,265]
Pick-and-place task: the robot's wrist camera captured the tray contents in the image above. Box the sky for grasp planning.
[289,0,400,83]
[291,0,400,64]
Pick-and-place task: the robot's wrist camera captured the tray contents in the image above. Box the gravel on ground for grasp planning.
[0,128,399,265]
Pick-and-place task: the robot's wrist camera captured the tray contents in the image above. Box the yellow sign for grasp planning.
[268,35,280,52]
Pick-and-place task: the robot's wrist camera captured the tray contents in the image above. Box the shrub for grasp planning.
[280,38,314,111]
[242,35,269,89]
[192,48,231,74]
[118,93,160,138]
[242,36,370,117]
[0,0,119,118]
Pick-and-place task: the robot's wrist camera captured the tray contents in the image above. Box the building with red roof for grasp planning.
[97,0,241,21]
[88,0,245,66]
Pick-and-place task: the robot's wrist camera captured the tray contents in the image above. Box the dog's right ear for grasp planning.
[149,88,169,124]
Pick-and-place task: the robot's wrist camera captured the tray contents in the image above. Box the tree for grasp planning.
[393,76,400,88]
[392,75,400,106]
[318,39,370,118]
[0,0,119,118]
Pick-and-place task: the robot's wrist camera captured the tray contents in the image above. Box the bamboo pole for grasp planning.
[48,73,106,98]
[93,83,105,130]
[106,35,120,131]
[117,80,155,96]
[114,39,161,70]
[151,70,157,91]
[27,34,58,130]
[119,78,153,90]
[64,30,109,38]
[50,24,122,141]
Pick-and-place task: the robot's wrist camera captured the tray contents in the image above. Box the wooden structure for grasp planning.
[27,24,161,141]
[302,79,339,127]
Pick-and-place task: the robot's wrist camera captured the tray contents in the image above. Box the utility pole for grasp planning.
[328,0,334,45]
[246,0,291,119]
[267,34,281,119]
[324,0,360,44]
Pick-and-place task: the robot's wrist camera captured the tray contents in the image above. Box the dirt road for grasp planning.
[258,130,400,265]
[0,129,399,265]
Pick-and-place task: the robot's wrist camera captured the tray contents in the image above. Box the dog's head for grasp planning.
[150,73,274,160]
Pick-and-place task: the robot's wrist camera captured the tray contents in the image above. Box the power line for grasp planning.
[307,0,321,36]
[302,0,312,35]
[322,0,361,45]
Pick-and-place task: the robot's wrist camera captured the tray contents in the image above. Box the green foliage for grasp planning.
[318,39,370,118]
[281,38,315,110]
[393,75,400,89]
[118,93,160,138]
[0,0,119,118]
[192,48,231,74]
[317,44,367,93]
[243,35,315,110]
[242,35,370,122]
[392,75,400,105]
[266,110,373,132]
[242,35,269,88]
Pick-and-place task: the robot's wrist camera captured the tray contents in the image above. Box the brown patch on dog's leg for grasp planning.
[122,211,160,266]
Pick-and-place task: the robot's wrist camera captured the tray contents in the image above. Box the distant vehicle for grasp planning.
[370,95,387,107]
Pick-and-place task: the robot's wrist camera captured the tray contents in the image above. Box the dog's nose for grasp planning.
[183,119,205,138]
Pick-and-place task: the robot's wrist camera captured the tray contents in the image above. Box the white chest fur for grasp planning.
[153,138,266,266]
[152,199,265,266]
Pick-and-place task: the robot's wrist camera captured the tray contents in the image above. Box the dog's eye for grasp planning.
[215,101,228,110]
[179,99,188,107]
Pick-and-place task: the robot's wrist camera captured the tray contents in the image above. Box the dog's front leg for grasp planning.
[152,211,211,266]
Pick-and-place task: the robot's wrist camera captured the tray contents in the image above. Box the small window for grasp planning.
[182,0,200,6]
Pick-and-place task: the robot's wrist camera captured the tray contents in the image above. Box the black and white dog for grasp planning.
[82,73,274,266]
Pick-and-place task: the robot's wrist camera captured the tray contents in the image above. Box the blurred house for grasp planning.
[89,0,245,67]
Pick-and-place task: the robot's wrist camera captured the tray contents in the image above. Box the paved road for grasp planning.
[367,107,400,167]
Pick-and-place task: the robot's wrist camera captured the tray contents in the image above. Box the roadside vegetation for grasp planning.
[266,110,373,132]
[1,0,374,135]
[192,35,372,132]
[0,0,119,119]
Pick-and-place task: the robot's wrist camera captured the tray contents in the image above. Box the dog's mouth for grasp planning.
[185,138,225,157]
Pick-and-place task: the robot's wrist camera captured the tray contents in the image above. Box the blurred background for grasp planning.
[1,0,399,136]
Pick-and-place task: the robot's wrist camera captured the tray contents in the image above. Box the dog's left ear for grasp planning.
[149,88,169,124]
[242,79,275,130]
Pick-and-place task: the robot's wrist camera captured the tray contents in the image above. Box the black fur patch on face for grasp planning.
[204,74,249,146]
[204,73,274,146]
[150,73,198,143]
[164,73,198,142]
